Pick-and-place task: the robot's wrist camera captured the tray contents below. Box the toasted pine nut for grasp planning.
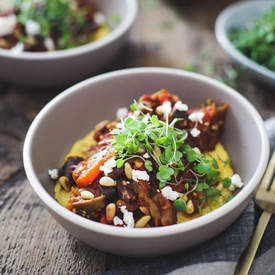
[193,147,201,155]
[99,176,116,186]
[106,203,116,223]
[81,190,94,200]
[124,162,132,180]
[204,121,210,127]
[138,147,145,154]
[186,199,194,214]
[216,182,223,191]
[154,145,161,158]
[95,120,109,132]
[182,195,188,202]
[134,159,143,169]
[139,206,150,215]
[135,215,151,228]
[211,124,218,131]
[156,106,163,115]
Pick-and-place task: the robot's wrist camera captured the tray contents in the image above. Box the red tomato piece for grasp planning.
[72,156,112,188]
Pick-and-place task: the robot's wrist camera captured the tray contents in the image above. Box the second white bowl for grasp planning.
[0,0,137,87]
[215,0,275,87]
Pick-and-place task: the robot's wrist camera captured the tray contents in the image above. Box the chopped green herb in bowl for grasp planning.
[229,7,275,72]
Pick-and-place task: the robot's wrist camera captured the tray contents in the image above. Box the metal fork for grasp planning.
[235,151,275,275]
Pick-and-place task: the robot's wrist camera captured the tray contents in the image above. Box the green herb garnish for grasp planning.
[229,7,275,71]
[174,198,187,212]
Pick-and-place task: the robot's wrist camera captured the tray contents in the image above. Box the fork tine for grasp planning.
[261,151,275,190]
[270,163,275,192]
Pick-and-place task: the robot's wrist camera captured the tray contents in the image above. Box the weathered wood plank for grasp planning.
[0,181,106,274]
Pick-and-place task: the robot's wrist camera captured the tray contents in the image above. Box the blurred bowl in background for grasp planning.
[0,0,137,88]
[215,0,275,87]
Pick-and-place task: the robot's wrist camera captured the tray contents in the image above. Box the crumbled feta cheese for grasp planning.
[143,153,150,159]
[175,101,188,112]
[99,157,116,175]
[120,206,135,228]
[190,127,201,138]
[94,12,106,25]
[188,111,205,124]
[113,216,124,226]
[25,20,41,36]
[116,107,128,119]
[161,186,178,201]
[229,174,244,191]
[160,101,172,120]
[48,169,58,180]
[44,37,55,51]
[132,170,150,182]
[0,15,16,37]
[11,42,24,54]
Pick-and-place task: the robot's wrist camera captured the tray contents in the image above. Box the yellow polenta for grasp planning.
[177,143,233,223]
[55,132,234,221]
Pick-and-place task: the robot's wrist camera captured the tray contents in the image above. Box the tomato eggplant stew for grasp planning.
[50,89,244,228]
[0,0,114,52]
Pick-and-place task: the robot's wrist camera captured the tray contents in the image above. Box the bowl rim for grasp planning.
[23,67,270,238]
[0,0,138,60]
[215,0,275,81]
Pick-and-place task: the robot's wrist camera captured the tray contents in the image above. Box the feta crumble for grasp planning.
[161,186,178,201]
[229,174,244,191]
[132,170,150,182]
[160,101,172,120]
[120,206,135,228]
[25,20,41,36]
[44,37,55,51]
[48,169,58,180]
[188,111,204,124]
[175,101,188,112]
[143,153,150,159]
[11,42,24,54]
[94,12,106,25]
[113,216,124,226]
[190,127,201,138]
[99,157,116,175]
[116,107,128,119]
[0,15,16,37]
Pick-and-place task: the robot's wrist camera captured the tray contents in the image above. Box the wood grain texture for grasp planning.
[0,0,275,274]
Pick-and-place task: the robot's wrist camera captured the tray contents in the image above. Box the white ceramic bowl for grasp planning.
[0,0,137,87]
[215,0,275,87]
[23,67,269,256]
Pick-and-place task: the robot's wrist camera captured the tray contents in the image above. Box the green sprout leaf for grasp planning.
[223,177,232,188]
[145,160,153,172]
[116,159,124,168]
[174,198,187,212]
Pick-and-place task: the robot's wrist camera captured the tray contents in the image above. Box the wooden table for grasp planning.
[1,0,274,274]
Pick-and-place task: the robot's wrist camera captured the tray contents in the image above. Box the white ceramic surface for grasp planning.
[0,0,137,87]
[23,68,269,256]
[215,0,275,87]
